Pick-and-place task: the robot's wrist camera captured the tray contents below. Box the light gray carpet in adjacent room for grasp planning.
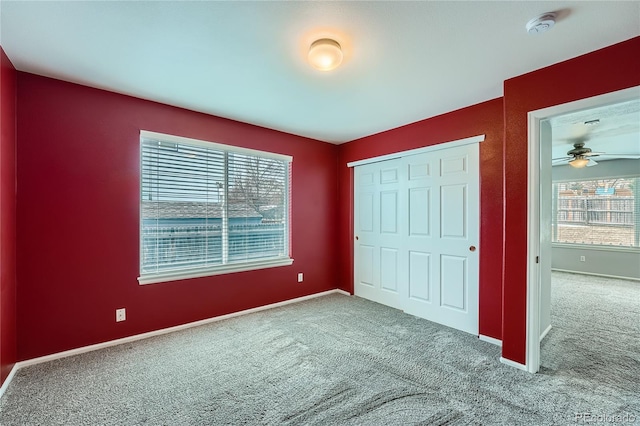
[1,272,638,425]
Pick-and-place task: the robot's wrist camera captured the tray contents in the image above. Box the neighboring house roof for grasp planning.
[141,201,261,219]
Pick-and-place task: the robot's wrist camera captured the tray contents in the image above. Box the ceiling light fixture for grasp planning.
[569,156,589,168]
[308,38,343,71]
[526,13,557,34]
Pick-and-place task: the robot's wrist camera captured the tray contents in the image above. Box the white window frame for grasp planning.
[551,175,640,251]
[138,130,293,285]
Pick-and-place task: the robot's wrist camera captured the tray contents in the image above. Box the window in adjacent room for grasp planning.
[552,177,640,248]
[139,131,293,284]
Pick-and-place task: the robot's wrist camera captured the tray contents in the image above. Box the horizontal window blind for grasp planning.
[552,177,640,248]
[140,132,291,281]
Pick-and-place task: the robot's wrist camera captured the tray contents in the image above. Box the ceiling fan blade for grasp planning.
[582,152,602,156]
[552,156,571,162]
[586,159,598,167]
[595,154,640,159]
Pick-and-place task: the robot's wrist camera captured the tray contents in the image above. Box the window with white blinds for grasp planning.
[552,176,640,248]
[139,131,293,284]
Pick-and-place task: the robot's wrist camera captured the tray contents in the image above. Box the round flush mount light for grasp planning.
[526,13,557,34]
[308,38,343,71]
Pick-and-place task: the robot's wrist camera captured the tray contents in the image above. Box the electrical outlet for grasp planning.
[116,308,126,322]
[580,256,586,262]
[297,273,304,283]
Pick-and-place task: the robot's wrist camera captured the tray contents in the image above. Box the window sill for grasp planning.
[138,257,294,285]
[551,243,640,253]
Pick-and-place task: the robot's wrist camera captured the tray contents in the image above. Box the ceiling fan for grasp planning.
[552,140,601,168]
[552,138,640,168]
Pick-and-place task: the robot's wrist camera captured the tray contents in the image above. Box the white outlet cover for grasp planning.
[297,273,303,282]
[116,308,126,322]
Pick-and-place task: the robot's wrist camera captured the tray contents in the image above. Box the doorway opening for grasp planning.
[526,86,640,373]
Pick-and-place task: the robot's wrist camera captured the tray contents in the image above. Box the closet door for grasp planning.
[354,142,479,335]
[402,144,479,334]
[354,158,406,310]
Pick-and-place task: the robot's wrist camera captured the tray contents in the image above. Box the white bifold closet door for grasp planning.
[354,142,479,335]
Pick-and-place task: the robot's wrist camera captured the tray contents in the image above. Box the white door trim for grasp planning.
[347,134,484,168]
[526,85,640,373]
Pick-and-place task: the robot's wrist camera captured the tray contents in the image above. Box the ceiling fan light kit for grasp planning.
[569,157,589,168]
[552,139,639,168]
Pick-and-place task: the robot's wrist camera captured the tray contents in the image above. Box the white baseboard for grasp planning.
[552,268,640,282]
[479,335,502,347]
[500,357,528,372]
[539,324,552,342]
[0,364,18,400]
[15,289,350,371]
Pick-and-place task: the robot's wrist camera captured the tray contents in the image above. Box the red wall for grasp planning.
[501,36,640,364]
[0,47,17,385]
[336,98,505,340]
[16,73,339,360]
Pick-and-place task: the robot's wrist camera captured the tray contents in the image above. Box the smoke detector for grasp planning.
[526,13,557,34]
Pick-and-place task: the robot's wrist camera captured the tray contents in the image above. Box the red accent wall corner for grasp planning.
[0,46,18,386]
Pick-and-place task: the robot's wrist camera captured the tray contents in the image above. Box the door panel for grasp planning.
[440,184,467,238]
[440,255,467,311]
[380,191,398,234]
[409,251,431,302]
[409,188,430,236]
[441,154,467,176]
[409,161,430,180]
[360,171,375,185]
[380,248,399,292]
[380,167,399,183]
[354,142,479,335]
[359,245,375,286]
[359,193,374,232]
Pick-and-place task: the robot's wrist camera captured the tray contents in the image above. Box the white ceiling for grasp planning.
[1,1,639,144]
[550,99,640,165]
